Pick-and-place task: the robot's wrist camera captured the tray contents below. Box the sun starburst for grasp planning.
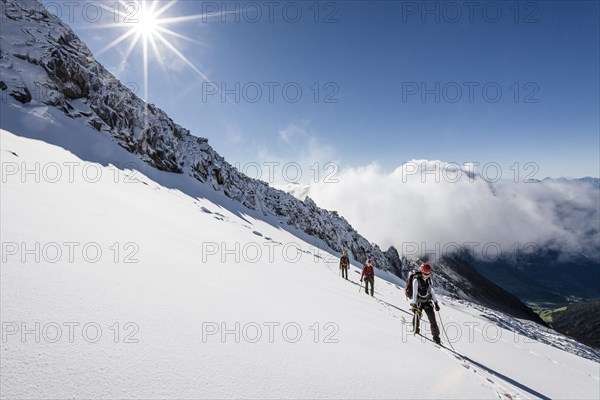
[84,0,219,112]
[133,5,158,36]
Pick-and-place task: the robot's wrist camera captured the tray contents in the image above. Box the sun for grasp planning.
[134,6,159,37]
[91,0,214,104]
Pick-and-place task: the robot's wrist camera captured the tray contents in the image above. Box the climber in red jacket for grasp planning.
[360,258,375,296]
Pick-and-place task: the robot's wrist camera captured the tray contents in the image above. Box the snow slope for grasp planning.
[1,0,568,324]
[0,0,402,277]
[1,101,599,399]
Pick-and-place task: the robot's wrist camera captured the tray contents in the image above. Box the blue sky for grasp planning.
[48,0,599,179]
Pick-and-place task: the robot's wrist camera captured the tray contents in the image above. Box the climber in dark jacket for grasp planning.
[339,250,350,280]
[410,263,441,344]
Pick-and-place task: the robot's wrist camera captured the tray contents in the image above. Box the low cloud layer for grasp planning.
[296,161,600,262]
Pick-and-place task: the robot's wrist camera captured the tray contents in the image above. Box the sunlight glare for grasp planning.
[134,6,158,36]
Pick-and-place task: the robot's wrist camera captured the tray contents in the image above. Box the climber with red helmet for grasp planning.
[360,258,375,296]
[410,263,441,344]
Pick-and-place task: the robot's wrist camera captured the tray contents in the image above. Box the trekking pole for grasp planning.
[437,308,457,352]
[414,306,422,333]
[358,281,363,292]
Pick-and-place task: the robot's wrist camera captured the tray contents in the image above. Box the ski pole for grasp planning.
[358,281,363,292]
[437,308,457,352]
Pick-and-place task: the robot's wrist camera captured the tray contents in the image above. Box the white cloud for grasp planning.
[300,161,600,262]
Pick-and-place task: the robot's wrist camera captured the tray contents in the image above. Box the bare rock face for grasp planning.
[384,246,402,276]
[0,0,402,273]
[9,84,32,103]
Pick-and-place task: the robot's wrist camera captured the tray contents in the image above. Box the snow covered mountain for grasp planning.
[0,0,402,274]
[2,1,600,398]
[0,0,555,324]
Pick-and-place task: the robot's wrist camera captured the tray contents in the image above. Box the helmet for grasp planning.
[420,263,432,274]
[367,258,372,264]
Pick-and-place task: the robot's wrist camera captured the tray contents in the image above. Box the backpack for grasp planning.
[340,255,349,267]
[404,269,422,299]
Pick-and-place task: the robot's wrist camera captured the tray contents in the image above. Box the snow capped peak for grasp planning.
[0,0,401,272]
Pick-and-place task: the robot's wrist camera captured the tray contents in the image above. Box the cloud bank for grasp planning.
[296,161,600,262]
